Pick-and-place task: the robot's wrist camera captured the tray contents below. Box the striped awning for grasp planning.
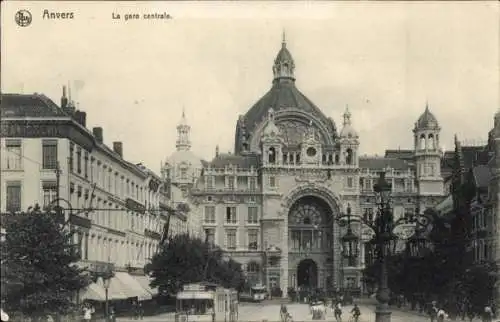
[96,276,128,300]
[114,272,152,301]
[80,282,106,301]
[133,275,159,296]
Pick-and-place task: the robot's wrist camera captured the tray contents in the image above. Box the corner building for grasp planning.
[190,36,445,297]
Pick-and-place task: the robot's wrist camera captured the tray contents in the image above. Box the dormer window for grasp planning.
[268,147,276,164]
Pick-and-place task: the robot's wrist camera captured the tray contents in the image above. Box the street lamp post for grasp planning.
[336,172,434,322]
[103,274,111,322]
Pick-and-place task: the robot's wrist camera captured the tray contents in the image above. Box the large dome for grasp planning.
[166,150,204,170]
[235,36,337,153]
[243,81,335,135]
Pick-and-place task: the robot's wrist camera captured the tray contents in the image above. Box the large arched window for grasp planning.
[288,196,332,226]
[288,196,333,252]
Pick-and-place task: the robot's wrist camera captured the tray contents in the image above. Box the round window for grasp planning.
[306,147,316,157]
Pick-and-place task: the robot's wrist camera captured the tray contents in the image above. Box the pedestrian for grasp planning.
[109,306,116,322]
[429,301,438,322]
[334,301,342,322]
[138,302,144,320]
[82,303,94,322]
[280,304,288,322]
[483,305,494,322]
[437,308,447,322]
[350,303,361,322]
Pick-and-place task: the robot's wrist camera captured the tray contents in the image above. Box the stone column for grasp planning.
[280,219,289,298]
[332,221,342,289]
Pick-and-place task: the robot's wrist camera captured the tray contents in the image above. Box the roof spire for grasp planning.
[343,105,351,126]
[176,108,191,151]
[273,31,295,83]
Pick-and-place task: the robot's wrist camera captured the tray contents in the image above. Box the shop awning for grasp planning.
[114,272,152,301]
[133,275,159,296]
[96,276,129,300]
[80,283,106,301]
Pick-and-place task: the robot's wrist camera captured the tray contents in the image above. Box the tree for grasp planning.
[0,205,90,319]
[148,233,245,295]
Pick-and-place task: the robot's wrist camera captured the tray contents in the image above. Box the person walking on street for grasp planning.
[280,304,288,322]
[138,302,144,320]
[82,303,94,322]
[334,301,342,322]
[350,304,361,322]
[483,305,494,322]
[437,308,447,322]
[109,306,116,322]
[429,301,438,322]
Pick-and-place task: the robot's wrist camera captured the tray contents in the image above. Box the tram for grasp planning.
[175,282,238,322]
[250,284,267,302]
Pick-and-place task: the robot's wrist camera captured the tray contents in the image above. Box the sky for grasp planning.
[2,1,499,173]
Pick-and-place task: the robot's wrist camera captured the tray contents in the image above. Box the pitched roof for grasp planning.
[209,153,260,169]
[1,93,67,118]
[359,157,413,170]
[384,149,414,161]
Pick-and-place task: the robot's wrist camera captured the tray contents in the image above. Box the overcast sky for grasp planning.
[2,1,499,173]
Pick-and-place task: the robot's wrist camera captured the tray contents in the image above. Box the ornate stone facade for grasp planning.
[189,35,445,297]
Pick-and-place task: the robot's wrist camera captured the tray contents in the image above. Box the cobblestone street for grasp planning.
[116,302,441,322]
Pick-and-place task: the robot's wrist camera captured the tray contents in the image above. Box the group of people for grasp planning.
[279,301,361,322]
[428,301,495,322]
[332,301,361,322]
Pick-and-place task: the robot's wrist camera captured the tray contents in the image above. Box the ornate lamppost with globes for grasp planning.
[337,172,434,322]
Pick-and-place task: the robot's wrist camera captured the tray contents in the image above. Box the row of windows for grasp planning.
[361,207,415,222]
[360,177,415,192]
[204,176,259,191]
[2,139,58,171]
[74,231,159,265]
[471,239,491,263]
[471,208,494,232]
[3,180,163,239]
[265,147,356,165]
[69,142,159,207]
[204,206,259,224]
[204,228,259,250]
[4,181,59,213]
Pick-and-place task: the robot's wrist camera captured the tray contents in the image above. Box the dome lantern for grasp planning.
[415,103,439,130]
[340,105,358,139]
[272,30,295,83]
[176,107,191,151]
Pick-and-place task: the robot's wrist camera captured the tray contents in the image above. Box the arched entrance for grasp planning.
[288,195,335,290]
[297,259,318,289]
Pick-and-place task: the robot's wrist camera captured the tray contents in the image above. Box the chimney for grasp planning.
[61,86,68,108]
[80,111,87,127]
[93,127,103,144]
[74,111,81,123]
[113,142,123,158]
[215,145,219,157]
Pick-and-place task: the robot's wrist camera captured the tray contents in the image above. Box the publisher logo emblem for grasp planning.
[15,10,32,27]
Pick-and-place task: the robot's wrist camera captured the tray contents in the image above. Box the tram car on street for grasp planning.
[250,284,267,302]
[175,282,238,322]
